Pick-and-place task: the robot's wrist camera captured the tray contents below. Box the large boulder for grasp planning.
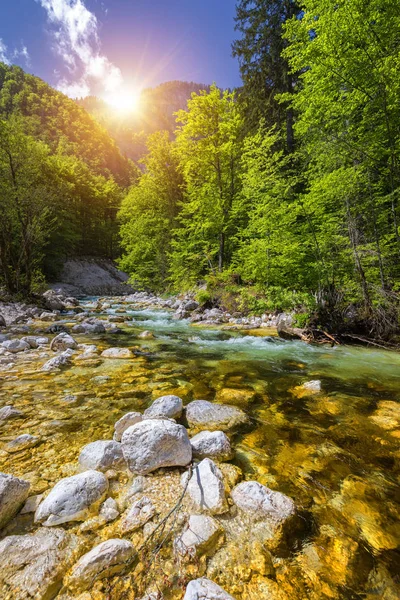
[1,339,30,353]
[0,473,30,529]
[183,459,228,515]
[50,332,77,352]
[186,400,249,432]
[183,578,235,600]
[43,289,66,311]
[144,395,183,420]
[78,440,125,472]
[122,419,192,475]
[66,538,136,592]
[35,470,108,526]
[231,481,295,524]
[0,528,81,599]
[190,430,233,462]
[175,514,223,558]
[113,412,143,441]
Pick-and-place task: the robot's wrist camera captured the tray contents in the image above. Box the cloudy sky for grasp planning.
[1,0,241,98]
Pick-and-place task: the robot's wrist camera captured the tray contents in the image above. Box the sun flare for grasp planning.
[103,89,141,114]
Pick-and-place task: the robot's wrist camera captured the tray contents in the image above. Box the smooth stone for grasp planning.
[186,400,249,432]
[99,497,120,522]
[183,578,235,599]
[120,495,156,533]
[121,419,192,475]
[50,332,77,351]
[0,528,81,599]
[0,405,24,421]
[21,335,49,348]
[113,412,143,442]
[183,459,228,515]
[1,339,30,353]
[144,395,183,420]
[190,430,233,462]
[35,470,108,526]
[175,514,223,557]
[4,434,40,453]
[0,472,30,529]
[41,349,74,371]
[231,481,295,524]
[101,347,133,358]
[78,440,125,472]
[66,538,136,592]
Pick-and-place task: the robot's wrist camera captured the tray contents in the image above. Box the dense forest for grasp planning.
[1,0,400,340]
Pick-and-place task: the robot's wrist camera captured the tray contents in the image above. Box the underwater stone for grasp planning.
[35,470,108,526]
[183,578,235,599]
[121,419,192,474]
[183,458,228,515]
[144,395,183,420]
[231,481,295,524]
[0,472,30,529]
[78,440,125,472]
[0,405,24,420]
[66,538,136,592]
[190,430,233,462]
[4,434,40,453]
[186,400,249,432]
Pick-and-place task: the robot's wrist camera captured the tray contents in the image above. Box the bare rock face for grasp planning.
[190,430,233,462]
[35,470,108,526]
[144,395,183,420]
[183,578,236,599]
[0,472,30,529]
[78,440,125,472]
[120,496,156,533]
[113,412,143,441]
[0,528,81,599]
[183,459,228,515]
[121,419,192,475]
[65,538,136,592]
[186,400,249,432]
[175,514,224,558]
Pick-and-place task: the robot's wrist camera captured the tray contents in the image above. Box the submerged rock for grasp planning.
[231,481,295,524]
[35,470,108,526]
[120,495,156,533]
[4,434,40,453]
[113,412,143,441]
[65,538,136,592]
[0,472,30,529]
[121,419,192,474]
[78,440,125,472]
[144,394,183,420]
[0,528,80,599]
[186,400,249,432]
[184,458,228,515]
[184,578,235,600]
[175,514,224,557]
[101,347,133,358]
[0,405,24,421]
[190,430,233,462]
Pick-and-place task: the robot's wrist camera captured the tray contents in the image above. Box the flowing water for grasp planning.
[1,298,399,599]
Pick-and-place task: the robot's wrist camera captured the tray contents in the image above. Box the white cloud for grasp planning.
[13,45,31,66]
[38,0,123,98]
[0,39,10,65]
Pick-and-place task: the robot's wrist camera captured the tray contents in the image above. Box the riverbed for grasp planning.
[1,297,399,599]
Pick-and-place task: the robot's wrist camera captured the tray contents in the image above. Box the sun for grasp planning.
[103,89,141,114]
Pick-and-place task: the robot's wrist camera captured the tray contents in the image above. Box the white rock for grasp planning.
[41,349,74,371]
[99,497,119,522]
[66,538,136,592]
[190,430,233,461]
[302,380,322,393]
[144,395,183,420]
[78,440,125,472]
[231,481,295,524]
[183,459,228,515]
[35,470,108,526]
[21,335,49,348]
[120,495,155,533]
[121,419,192,474]
[183,578,235,599]
[1,339,30,353]
[0,405,23,420]
[0,472,30,528]
[186,400,249,431]
[50,332,77,351]
[101,347,133,358]
[39,311,58,321]
[113,412,143,441]
[175,514,223,557]
[21,494,44,514]
[0,528,81,599]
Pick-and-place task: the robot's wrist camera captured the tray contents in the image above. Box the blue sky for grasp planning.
[0,0,242,98]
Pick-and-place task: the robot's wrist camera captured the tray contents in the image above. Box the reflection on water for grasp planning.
[0,299,399,598]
